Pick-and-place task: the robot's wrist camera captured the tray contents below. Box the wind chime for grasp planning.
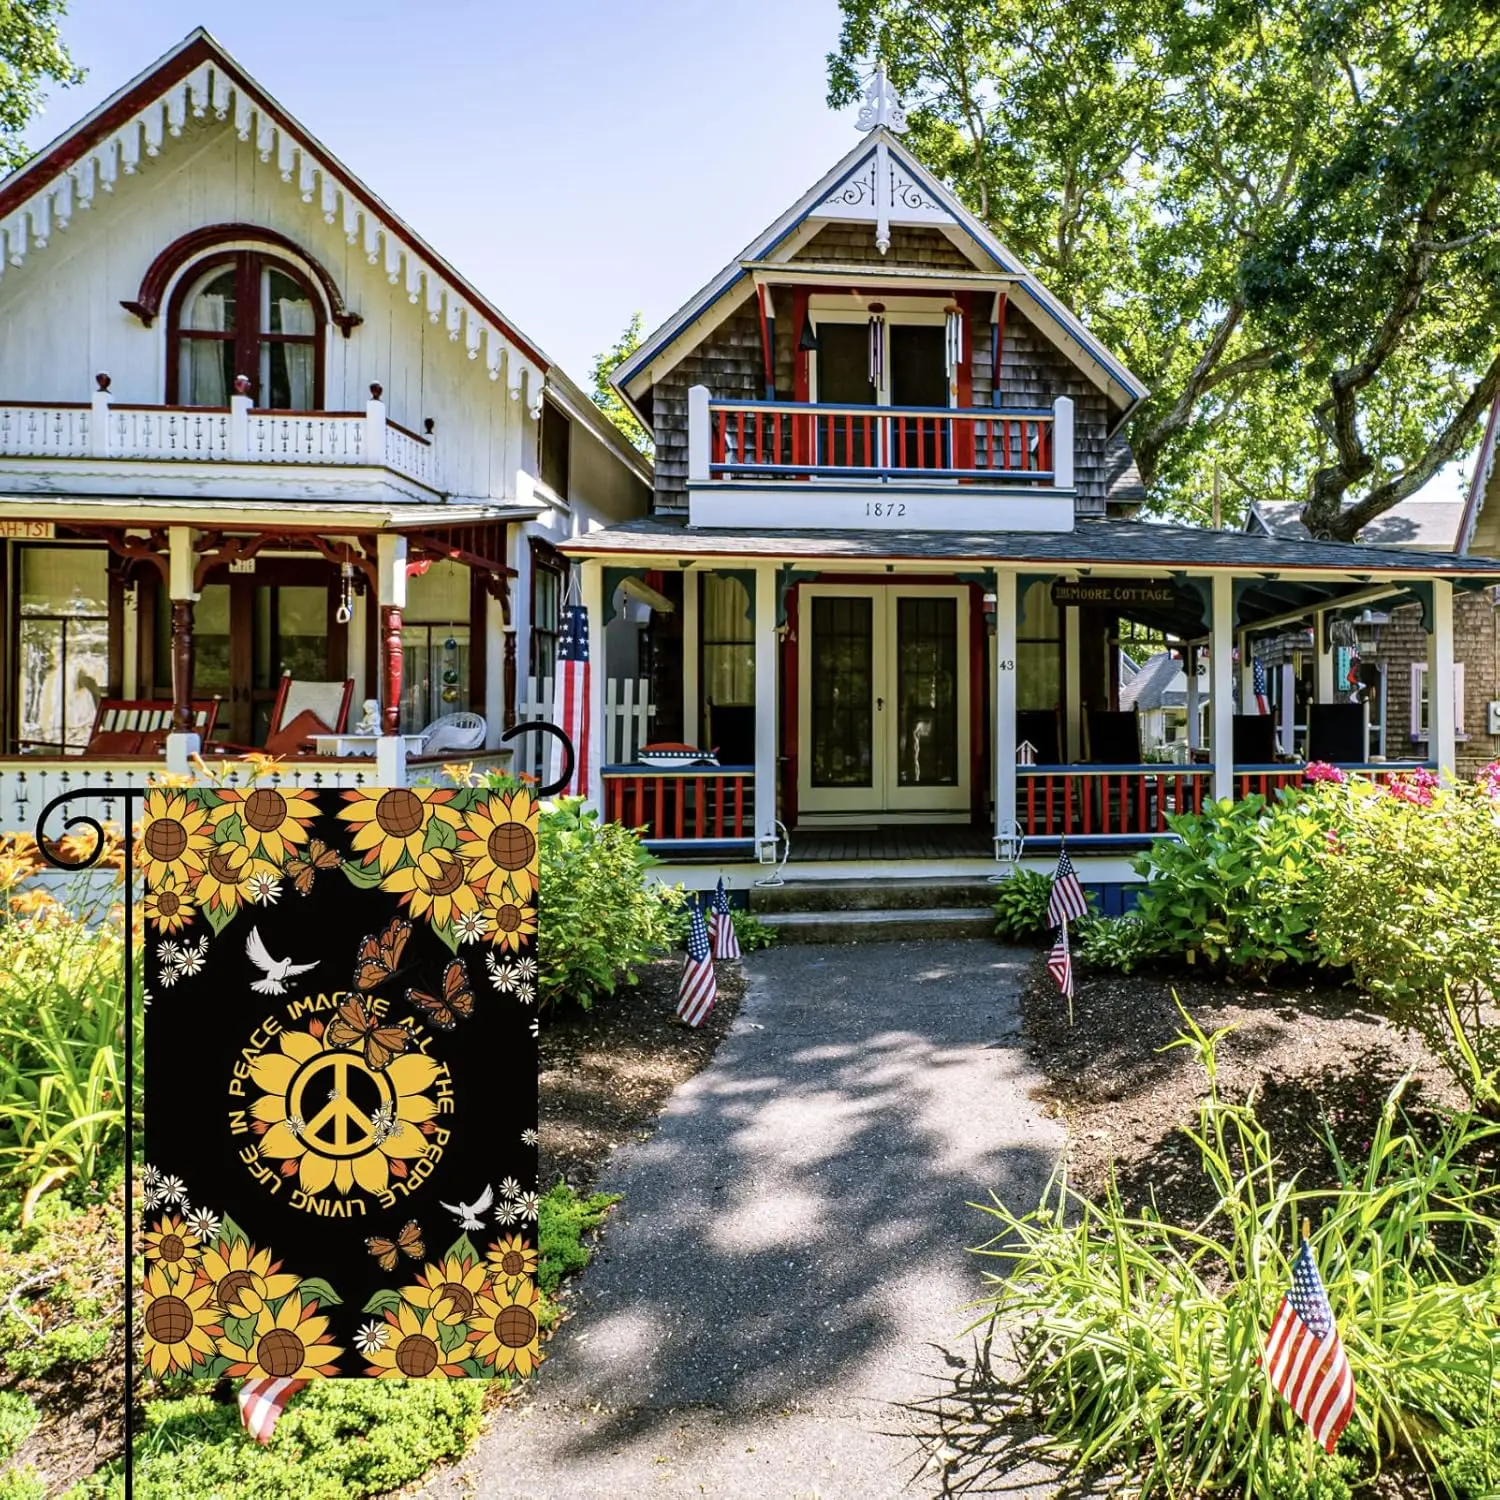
[335,559,355,626]
[867,304,886,392]
[441,624,461,704]
[944,303,964,384]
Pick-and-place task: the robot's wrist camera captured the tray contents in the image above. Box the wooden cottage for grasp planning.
[0,29,649,833]
[562,74,1500,892]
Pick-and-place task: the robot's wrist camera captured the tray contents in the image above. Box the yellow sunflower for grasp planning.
[401,1254,489,1326]
[208,785,318,865]
[142,871,196,935]
[192,840,278,916]
[485,1234,539,1284]
[381,847,482,931]
[484,883,538,953]
[248,1028,437,1197]
[364,1301,466,1379]
[456,788,538,901]
[339,787,461,875]
[141,1213,203,1274]
[470,1276,542,1376]
[137,789,213,889]
[218,1291,342,1379]
[142,1261,220,1377]
[198,1236,300,1315]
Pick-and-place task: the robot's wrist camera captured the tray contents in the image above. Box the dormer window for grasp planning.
[169,252,324,408]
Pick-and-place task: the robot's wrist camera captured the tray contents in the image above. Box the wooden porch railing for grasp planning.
[601,765,755,846]
[1017,765,1212,840]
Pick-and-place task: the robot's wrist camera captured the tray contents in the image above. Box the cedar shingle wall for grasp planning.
[789,222,972,268]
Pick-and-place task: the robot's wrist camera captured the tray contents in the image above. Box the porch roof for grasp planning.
[560,517,1500,635]
[0,494,543,531]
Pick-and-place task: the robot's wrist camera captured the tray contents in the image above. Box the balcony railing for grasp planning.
[0,382,439,492]
[688,387,1074,488]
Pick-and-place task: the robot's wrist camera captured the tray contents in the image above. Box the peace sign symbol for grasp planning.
[288,1052,393,1160]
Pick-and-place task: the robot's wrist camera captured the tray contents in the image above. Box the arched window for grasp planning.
[168,251,324,408]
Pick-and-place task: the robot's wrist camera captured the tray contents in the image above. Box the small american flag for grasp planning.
[710,878,740,960]
[1253,655,1270,715]
[1264,1240,1356,1453]
[676,903,718,1027]
[238,1376,305,1444]
[549,602,590,796]
[1046,920,1073,1018]
[1047,845,1088,926]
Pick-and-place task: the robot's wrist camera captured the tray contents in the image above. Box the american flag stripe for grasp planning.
[550,603,590,797]
[1263,1241,1355,1453]
[238,1377,305,1444]
[1047,846,1088,926]
[710,878,741,960]
[676,905,718,1027]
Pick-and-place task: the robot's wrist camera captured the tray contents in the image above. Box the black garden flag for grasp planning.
[139,781,541,1382]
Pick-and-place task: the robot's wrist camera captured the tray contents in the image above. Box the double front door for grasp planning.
[797,584,970,817]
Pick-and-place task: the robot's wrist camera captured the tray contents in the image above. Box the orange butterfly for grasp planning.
[284,837,340,896]
[406,959,475,1032]
[366,1219,424,1272]
[325,993,410,1072]
[352,917,411,993]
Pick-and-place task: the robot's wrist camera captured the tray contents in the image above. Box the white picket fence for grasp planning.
[514,676,655,780]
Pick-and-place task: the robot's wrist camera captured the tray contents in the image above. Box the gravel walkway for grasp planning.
[419,940,1063,1500]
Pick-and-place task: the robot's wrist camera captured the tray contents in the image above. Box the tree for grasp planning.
[0,1,81,173]
[828,0,1500,540]
[588,312,652,455]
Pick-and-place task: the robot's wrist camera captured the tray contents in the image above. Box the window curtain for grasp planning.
[186,293,229,406]
[278,297,316,410]
[701,574,754,706]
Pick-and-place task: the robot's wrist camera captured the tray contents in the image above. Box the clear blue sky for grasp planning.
[24,0,855,383]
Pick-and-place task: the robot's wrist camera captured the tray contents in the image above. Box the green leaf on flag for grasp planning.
[297,1276,343,1307]
[341,857,384,889]
[361,1288,404,1316]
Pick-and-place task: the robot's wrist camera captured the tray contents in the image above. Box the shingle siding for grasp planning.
[789,222,973,268]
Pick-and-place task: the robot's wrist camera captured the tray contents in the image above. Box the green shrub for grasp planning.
[729,908,778,951]
[0,1390,38,1463]
[1130,794,1329,971]
[1312,774,1500,1109]
[536,798,684,1010]
[954,1011,1500,1497]
[536,1181,620,1297]
[1074,912,1166,973]
[991,867,1067,943]
[0,1466,44,1500]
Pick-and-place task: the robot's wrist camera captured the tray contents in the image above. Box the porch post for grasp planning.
[993,570,1018,844]
[375,533,408,787]
[165,526,199,774]
[1063,603,1082,761]
[752,561,777,855]
[1314,610,1334,704]
[1185,642,1201,752]
[1210,574,1235,802]
[1427,577,1457,778]
[579,559,606,812]
[682,566,699,746]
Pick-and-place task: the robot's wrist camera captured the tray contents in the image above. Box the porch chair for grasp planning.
[72,696,222,756]
[1084,709,1142,764]
[228,672,355,757]
[416,712,486,758]
[1015,708,1062,765]
[1231,713,1278,764]
[1306,703,1364,766]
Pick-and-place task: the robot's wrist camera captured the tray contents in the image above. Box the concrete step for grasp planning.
[749,877,997,916]
[760,906,998,945]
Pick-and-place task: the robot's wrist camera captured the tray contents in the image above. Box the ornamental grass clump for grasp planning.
[937,1012,1500,1498]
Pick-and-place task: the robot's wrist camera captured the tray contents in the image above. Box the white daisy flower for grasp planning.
[156,939,182,965]
[191,935,210,958]
[513,980,536,1006]
[158,1174,187,1204]
[515,1191,540,1222]
[512,957,538,983]
[454,910,488,944]
[327,1087,341,1103]
[487,956,518,992]
[143,1186,165,1212]
[157,965,180,988]
[142,1164,162,1190]
[494,1199,520,1227]
[354,1320,389,1355]
[286,1114,306,1139]
[520,1128,539,1148]
[498,1177,522,1201]
[175,948,206,980]
[186,1207,221,1241]
[530,1017,539,1039]
[142,989,153,1010]
[247,872,281,906]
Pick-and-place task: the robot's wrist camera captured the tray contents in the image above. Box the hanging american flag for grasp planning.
[676,903,718,1028]
[1047,845,1088,926]
[238,1377,306,1445]
[710,877,741,960]
[1253,655,1270,715]
[549,602,590,796]
[1263,1240,1356,1454]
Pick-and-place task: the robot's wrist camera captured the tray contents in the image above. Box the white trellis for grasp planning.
[514,677,655,781]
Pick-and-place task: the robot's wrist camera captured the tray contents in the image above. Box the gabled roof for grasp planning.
[1120,651,1205,711]
[612,125,1148,420]
[0,27,651,480]
[1459,394,1500,555]
[1246,499,1466,551]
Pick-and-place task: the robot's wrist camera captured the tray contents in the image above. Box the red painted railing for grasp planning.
[1017,766,1212,839]
[602,765,755,843]
[708,400,1055,482]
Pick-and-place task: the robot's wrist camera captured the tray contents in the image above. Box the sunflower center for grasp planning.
[428,853,466,895]
[486,822,536,872]
[437,1282,475,1320]
[216,1269,256,1310]
[156,889,181,917]
[396,1332,439,1376]
[495,1304,537,1349]
[145,819,188,862]
[146,1294,192,1344]
[499,1250,525,1277]
[244,789,288,833]
[157,1233,186,1263]
[256,1326,307,1378]
[495,903,524,933]
[206,851,243,884]
[374,789,425,838]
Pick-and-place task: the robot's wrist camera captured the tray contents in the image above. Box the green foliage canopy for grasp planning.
[589,311,653,455]
[0,2,79,172]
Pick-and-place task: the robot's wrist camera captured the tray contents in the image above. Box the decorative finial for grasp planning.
[369,382,383,400]
[855,65,907,134]
[95,372,111,393]
[233,374,251,395]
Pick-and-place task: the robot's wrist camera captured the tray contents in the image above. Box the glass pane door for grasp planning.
[814,324,877,468]
[894,597,958,788]
[806,594,877,808]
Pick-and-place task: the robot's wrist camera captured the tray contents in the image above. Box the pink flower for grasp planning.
[1386,768,1439,806]
[1305,761,1347,784]
[1477,762,1500,800]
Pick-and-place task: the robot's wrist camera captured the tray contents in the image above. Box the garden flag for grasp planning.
[1047,845,1088,926]
[139,783,542,1423]
[1046,919,1073,1018]
[1264,1240,1356,1453]
[710,878,740,960]
[1253,655,1270,715]
[550,602,590,796]
[676,903,718,1028]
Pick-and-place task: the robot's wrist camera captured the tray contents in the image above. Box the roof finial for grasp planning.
[855,64,908,134]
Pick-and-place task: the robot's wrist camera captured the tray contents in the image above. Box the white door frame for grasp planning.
[797,583,971,820]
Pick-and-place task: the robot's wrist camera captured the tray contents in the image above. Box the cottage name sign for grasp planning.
[0,520,54,539]
[1051,579,1176,608]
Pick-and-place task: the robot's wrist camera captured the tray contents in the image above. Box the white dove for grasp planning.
[246,926,320,996]
[438,1184,494,1232]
